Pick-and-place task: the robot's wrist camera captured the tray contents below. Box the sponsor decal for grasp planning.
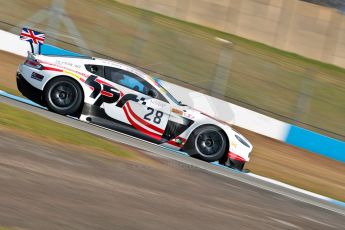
[183,112,195,120]
[31,72,44,81]
[167,137,187,147]
[38,60,88,79]
[84,75,121,106]
[55,60,81,69]
[116,94,139,108]
[172,108,183,116]
[230,141,238,149]
[151,99,166,108]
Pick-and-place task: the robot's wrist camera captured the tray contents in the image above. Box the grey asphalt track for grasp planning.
[1,130,344,230]
[1,95,345,221]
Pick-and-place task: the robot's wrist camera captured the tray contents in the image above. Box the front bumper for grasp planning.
[224,153,246,171]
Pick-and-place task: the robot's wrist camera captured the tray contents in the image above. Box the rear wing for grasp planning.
[19,27,45,54]
[27,51,38,60]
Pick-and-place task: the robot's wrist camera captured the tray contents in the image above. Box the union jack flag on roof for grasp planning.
[20,28,45,44]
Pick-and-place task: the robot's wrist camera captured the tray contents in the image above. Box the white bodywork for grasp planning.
[18,53,253,162]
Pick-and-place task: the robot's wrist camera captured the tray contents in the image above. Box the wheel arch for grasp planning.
[43,75,85,100]
[183,124,230,159]
[43,75,85,115]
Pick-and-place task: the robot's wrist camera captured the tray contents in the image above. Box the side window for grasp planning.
[85,65,104,77]
[104,67,145,93]
[104,67,168,102]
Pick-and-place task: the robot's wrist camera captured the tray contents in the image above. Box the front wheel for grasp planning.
[44,77,83,116]
[184,125,227,162]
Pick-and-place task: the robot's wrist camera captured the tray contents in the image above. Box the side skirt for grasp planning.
[81,103,166,145]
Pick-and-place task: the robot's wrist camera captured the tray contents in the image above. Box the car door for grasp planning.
[103,66,171,140]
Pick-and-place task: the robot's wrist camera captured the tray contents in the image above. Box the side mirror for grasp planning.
[147,89,158,98]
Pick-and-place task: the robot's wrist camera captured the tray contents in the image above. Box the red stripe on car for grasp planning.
[126,103,164,134]
[167,140,182,147]
[42,66,63,72]
[167,137,187,147]
[123,104,161,140]
[100,90,113,97]
[228,151,246,162]
[96,78,113,87]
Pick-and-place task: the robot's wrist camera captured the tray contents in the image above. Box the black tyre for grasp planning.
[44,77,83,116]
[184,125,227,162]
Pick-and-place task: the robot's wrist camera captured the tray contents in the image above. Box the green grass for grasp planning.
[0,0,344,139]
[0,85,20,96]
[0,103,135,158]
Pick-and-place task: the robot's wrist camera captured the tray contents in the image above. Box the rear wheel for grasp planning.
[44,77,83,116]
[184,125,227,162]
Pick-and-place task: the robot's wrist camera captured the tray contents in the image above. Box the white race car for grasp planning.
[17,52,253,170]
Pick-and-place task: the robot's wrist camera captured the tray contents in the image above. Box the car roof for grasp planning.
[36,54,178,104]
[94,58,149,79]
[38,54,152,81]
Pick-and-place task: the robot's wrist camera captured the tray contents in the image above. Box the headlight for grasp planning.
[235,134,250,148]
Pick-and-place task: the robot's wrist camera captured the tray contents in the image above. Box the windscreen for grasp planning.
[152,77,181,105]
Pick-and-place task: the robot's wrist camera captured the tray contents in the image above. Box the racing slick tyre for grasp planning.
[184,125,227,162]
[44,77,83,116]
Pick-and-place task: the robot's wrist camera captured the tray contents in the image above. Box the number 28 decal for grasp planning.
[85,75,164,125]
[144,107,163,124]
